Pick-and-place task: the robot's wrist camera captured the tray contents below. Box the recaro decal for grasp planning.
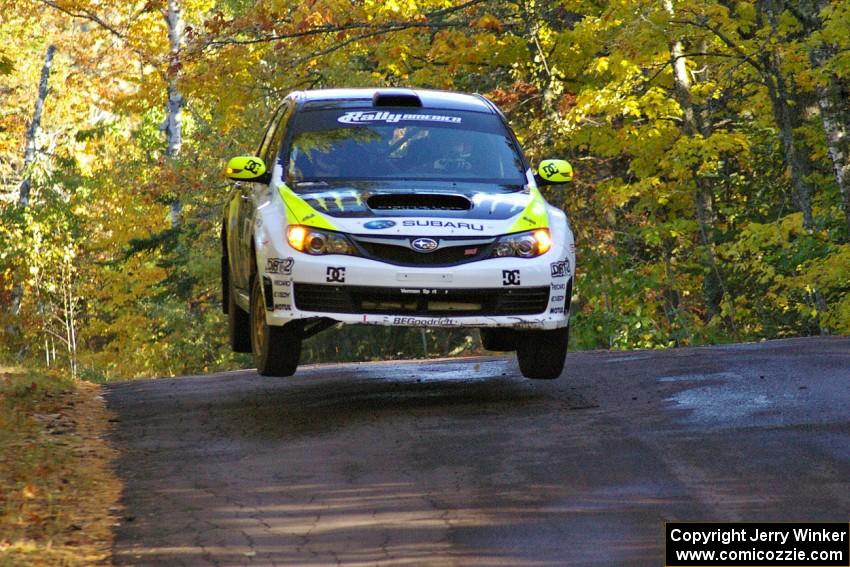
[337,111,462,125]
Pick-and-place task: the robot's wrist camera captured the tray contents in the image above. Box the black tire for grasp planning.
[480,328,518,352]
[250,276,301,376]
[516,326,569,380]
[227,269,251,353]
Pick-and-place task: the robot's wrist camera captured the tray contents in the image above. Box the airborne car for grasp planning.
[222,88,575,379]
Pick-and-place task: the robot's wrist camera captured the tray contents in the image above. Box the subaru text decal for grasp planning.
[402,220,483,231]
[338,111,462,125]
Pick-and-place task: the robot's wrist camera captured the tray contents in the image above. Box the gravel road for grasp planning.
[105,336,850,566]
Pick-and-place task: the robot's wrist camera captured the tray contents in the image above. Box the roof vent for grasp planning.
[372,89,422,107]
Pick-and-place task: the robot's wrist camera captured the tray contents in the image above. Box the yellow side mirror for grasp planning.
[225,156,268,181]
[537,159,573,184]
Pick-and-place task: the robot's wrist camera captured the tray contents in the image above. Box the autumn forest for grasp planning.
[1,0,849,379]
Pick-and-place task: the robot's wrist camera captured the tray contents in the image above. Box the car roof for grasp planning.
[290,88,497,114]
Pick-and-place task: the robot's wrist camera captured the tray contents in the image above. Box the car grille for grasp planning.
[351,235,497,267]
[354,240,493,266]
[294,284,550,316]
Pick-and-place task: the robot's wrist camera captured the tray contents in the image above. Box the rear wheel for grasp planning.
[250,276,301,376]
[516,326,569,380]
[227,269,251,353]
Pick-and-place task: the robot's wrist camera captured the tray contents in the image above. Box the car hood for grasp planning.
[290,181,532,219]
[280,180,550,236]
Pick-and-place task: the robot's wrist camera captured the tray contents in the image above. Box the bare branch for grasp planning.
[291,21,471,65]
[36,0,164,73]
[670,17,766,75]
[200,0,488,51]
[37,0,125,39]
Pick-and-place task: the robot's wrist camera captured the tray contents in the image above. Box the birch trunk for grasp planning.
[162,0,185,227]
[663,1,729,325]
[817,83,850,231]
[810,46,850,231]
[18,44,56,206]
[7,45,56,335]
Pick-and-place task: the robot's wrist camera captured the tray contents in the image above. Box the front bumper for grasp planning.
[259,252,573,330]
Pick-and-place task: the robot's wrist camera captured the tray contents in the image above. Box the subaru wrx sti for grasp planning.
[222,88,575,378]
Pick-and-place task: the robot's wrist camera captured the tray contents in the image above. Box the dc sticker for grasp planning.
[550,260,569,278]
[502,270,521,286]
[326,267,346,283]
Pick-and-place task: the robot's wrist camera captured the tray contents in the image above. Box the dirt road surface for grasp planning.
[106,336,850,566]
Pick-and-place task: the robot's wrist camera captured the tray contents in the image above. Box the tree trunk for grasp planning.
[756,3,817,230]
[664,1,728,324]
[764,61,816,230]
[7,45,56,337]
[789,0,850,231]
[516,0,563,149]
[162,0,185,227]
[18,44,56,207]
[815,74,850,231]
[809,42,850,231]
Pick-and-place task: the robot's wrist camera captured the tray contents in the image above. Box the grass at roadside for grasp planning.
[0,366,121,566]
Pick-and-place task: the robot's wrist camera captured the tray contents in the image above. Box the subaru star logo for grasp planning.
[411,238,439,252]
[363,219,396,230]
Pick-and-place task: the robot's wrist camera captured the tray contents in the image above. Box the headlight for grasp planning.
[287,225,357,256]
[491,228,552,258]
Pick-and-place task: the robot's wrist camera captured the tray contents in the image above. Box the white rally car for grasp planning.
[222,88,575,379]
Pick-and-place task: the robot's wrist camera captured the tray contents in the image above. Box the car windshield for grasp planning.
[286,108,527,187]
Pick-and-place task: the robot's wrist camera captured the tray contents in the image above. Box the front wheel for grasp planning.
[516,326,569,380]
[250,276,301,376]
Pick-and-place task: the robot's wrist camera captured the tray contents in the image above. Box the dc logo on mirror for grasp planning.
[244,159,261,174]
[411,238,438,253]
[364,220,396,230]
[542,163,559,177]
